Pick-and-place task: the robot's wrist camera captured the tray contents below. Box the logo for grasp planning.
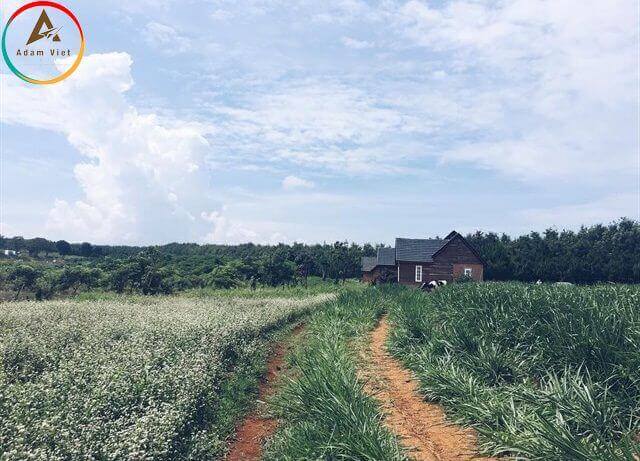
[26,10,62,45]
[2,1,85,85]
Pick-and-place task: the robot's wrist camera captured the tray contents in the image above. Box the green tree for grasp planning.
[8,265,41,300]
[35,271,60,301]
[56,240,73,256]
[108,250,174,295]
[327,242,351,282]
[79,242,93,257]
[204,262,241,289]
[295,250,314,286]
[24,238,54,258]
[59,267,102,295]
[259,253,296,287]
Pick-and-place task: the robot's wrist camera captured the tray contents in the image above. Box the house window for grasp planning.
[464,268,473,277]
[415,265,423,283]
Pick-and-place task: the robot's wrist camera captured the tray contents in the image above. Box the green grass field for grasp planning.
[1,282,638,460]
[265,289,404,461]
[387,283,640,460]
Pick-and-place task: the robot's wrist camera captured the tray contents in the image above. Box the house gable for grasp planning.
[430,234,484,281]
[433,235,483,265]
[435,231,486,265]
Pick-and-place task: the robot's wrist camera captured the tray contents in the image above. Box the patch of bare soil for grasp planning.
[360,317,496,461]
[225,323,305,461]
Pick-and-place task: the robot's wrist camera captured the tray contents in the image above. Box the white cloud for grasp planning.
[200,210,258,243]
[1,53,212,244]
[282,175,315,190]
[210,9,233,21]
[3,0,637,244]
[341,36,373,49]
[0,221,18,238]
[214,81,409,174]
[520,193,640,228]
[393,0,639,183]
[220,82,403,146]
[143,22,191,54]
[200,209,288,244]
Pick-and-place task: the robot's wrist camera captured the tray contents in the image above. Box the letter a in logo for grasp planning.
[26,10,62,45]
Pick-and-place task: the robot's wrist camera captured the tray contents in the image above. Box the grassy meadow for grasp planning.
[0,291,333,460]
[265,289,405,461]
[1,281,638,461]
[388,283,640,460]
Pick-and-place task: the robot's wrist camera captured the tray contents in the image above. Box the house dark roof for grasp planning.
[377,247,396,266]
[361,247,396,272]
[362,256,377,272]
[362,230,485,273]
[395,238,449,262]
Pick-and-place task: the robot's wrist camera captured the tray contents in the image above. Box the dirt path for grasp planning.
[360,317,495,461]
[225,323,304,461]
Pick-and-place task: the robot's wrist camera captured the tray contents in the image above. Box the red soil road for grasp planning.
[225,323,304,461]
[362,317,497,461]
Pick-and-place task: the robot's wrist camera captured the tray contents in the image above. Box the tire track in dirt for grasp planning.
[360,316,496,461]
[225,323,305,461]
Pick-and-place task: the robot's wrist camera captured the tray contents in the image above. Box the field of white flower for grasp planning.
[0,293,332,460]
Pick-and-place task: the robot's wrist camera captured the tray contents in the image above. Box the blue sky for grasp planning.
[1,0,639,245]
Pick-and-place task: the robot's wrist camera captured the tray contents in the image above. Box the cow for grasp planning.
[420,280,440,292]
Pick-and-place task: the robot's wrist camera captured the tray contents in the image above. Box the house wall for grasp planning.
[397,236,484,286]
[430,236,484,282]
[398,261,432,286]
[362,271,375,283]
[363,266,398,284]
[452,263,484,281]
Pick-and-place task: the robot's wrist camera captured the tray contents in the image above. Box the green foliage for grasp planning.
[467,218,640,283]
[388,283,640,459]
[188,277,356,299]
[265,289,406,461]
[58,266,102,295]
[108,249,175,295]
[260,252,296,287]
[79,242,93,257]
[454,274,475,284]
[2,219,638,300]
[55,240,72,256]
[6,264,41,300]
[203,261,244,288]
[0,292,332,460]
[34,270,60,301]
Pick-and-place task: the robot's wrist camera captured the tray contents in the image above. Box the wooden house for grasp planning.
[361,231,485,286]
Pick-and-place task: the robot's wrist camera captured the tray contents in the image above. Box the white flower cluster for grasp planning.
[0,294,332,460]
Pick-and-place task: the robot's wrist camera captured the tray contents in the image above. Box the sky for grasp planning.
[1,0,639,246]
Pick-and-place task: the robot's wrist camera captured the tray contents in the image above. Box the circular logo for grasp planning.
[2,1,85,84]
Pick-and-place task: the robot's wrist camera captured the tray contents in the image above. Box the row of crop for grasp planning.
[264,289,406,460]
[387,283,640,460]
[0,294,332,460]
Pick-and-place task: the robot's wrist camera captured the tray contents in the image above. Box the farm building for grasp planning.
[362,231,485,286]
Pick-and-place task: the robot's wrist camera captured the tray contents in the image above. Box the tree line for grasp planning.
[1,219,638,299]
[0,242,374,300]
[467,218,639,283]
